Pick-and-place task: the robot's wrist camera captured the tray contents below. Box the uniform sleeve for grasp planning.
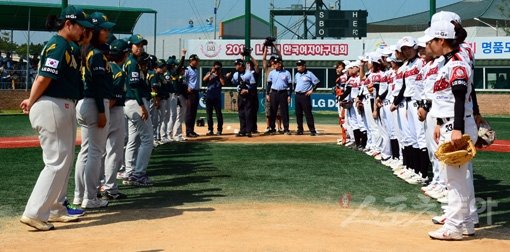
[90,52,110,113]
[310,72,320,85]
[451,65,469,132]
[38,42,66,80]
[111,65,125,101]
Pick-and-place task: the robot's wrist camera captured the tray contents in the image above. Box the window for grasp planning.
[485,67,510,89]
[473,68,483,89]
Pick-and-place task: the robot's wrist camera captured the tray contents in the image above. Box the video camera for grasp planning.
[241,47,252,57]
[264,37,276,47]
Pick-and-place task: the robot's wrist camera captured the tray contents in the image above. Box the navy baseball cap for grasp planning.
[189,54,200,61]
[109,39,129,56]
[296,59,306,66]
[156,59,166,68]
[89,12,116,31]
[234,59,244,65]
[272,56,282,63]
[59,6,94,28]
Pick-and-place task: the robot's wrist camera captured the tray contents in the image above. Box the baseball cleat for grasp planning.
[462,222,476,236]
[428,227,463,240]
[20,216,54,231]
[432,215,446,225]
[64,200,86,217]
[48,214,80,223]
[81,198,109,209]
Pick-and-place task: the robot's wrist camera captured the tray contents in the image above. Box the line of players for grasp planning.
[335,11,485,240]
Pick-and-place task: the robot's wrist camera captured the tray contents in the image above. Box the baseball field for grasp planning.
[0,112,509,251]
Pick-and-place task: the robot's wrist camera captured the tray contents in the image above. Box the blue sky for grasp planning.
[9,0,461,43]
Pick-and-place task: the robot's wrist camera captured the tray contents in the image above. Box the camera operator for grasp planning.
[202,61,225,136]
[243,50,261,134]
[231,59,257,137]
[262,37,284,134]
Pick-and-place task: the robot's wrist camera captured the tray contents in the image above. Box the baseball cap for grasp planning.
[378,46,393,56]
[189,54,200,61]
[128,34,148,46]
[367,52,382,63]
[431,11,461,24]
[156,59,166,68]
[166,58,176,65]
[396,36,417,51]
[106,34,117,45]
[59,6,94,28]
[272,56,282,63]
[89,12,116,31]
[109,39,129,55]
[138,52,150,64]
[386,53,402,63]
[418,22,456,43]
[234,58,244,65]
[296,59,306,66]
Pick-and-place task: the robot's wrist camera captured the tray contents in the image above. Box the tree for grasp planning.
[497,0,510,36]
[0,30,17,53]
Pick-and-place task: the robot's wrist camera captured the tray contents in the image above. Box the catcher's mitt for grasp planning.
[476,120,496,148]
[435,134,476,166]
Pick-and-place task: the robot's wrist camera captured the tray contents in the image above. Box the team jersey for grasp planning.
[402,57,425,99]
[110,62,126,107]
[378,69,391,99]
[38,35,82,99]
[429,52,473,119]
[347,75,360,99]
[83,46,113,113]
[362,70,386,99]
[147,69,165,99]
[124,54,145,105]
[421,56,444,101]
[163,71,175,94]
[392,64,405,98]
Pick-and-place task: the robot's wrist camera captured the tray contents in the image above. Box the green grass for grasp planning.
[1,143,509,227]
[0,114,34,137]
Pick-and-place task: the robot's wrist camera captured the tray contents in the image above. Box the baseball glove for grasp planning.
[435,134,476,166]
[475,119,496,148]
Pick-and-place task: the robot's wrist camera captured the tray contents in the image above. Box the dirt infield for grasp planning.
[1,202,509,251]
[2,123,510,153]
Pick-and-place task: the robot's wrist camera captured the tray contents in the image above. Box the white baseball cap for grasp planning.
[418,21,456,43]
[366,51,382,63]
[377,46,393,56]
[397,36,417,51]
[431,11,461,24]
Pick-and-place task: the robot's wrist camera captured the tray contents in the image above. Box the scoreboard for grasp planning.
[315,10,368,39]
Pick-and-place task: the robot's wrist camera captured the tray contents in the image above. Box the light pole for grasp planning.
[474,17,498,36]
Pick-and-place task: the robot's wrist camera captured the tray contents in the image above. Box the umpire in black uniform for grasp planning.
[294,60,319,136]
[231,59,257,137]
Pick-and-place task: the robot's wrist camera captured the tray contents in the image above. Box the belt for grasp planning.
[271,89,287,93]
[296,92,306,95]
[405,97,412,102]
[437,115,472,125]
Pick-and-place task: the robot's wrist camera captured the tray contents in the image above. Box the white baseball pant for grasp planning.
[74,98,110,201]
[102,106,126,194]
[124,98,153,177]
[23,96,77,220]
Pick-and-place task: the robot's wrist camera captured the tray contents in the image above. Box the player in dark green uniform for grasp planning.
[123,35,154,186]
[20,6,93,231]
[73,12,115,209]
[102,38,130,200]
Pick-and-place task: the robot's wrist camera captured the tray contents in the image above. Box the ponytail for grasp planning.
[45,15,65,31]
[444,21,467,49]
[452,20,467,44]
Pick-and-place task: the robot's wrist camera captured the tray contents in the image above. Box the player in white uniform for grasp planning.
[419,18,477,241]
[341,61,367,149]
[359,52,385,159]
[390,37,429,184]
[19,6,93,231]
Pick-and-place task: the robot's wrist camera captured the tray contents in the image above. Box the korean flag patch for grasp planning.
[132,72,139,78]
[45,58,59,69]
